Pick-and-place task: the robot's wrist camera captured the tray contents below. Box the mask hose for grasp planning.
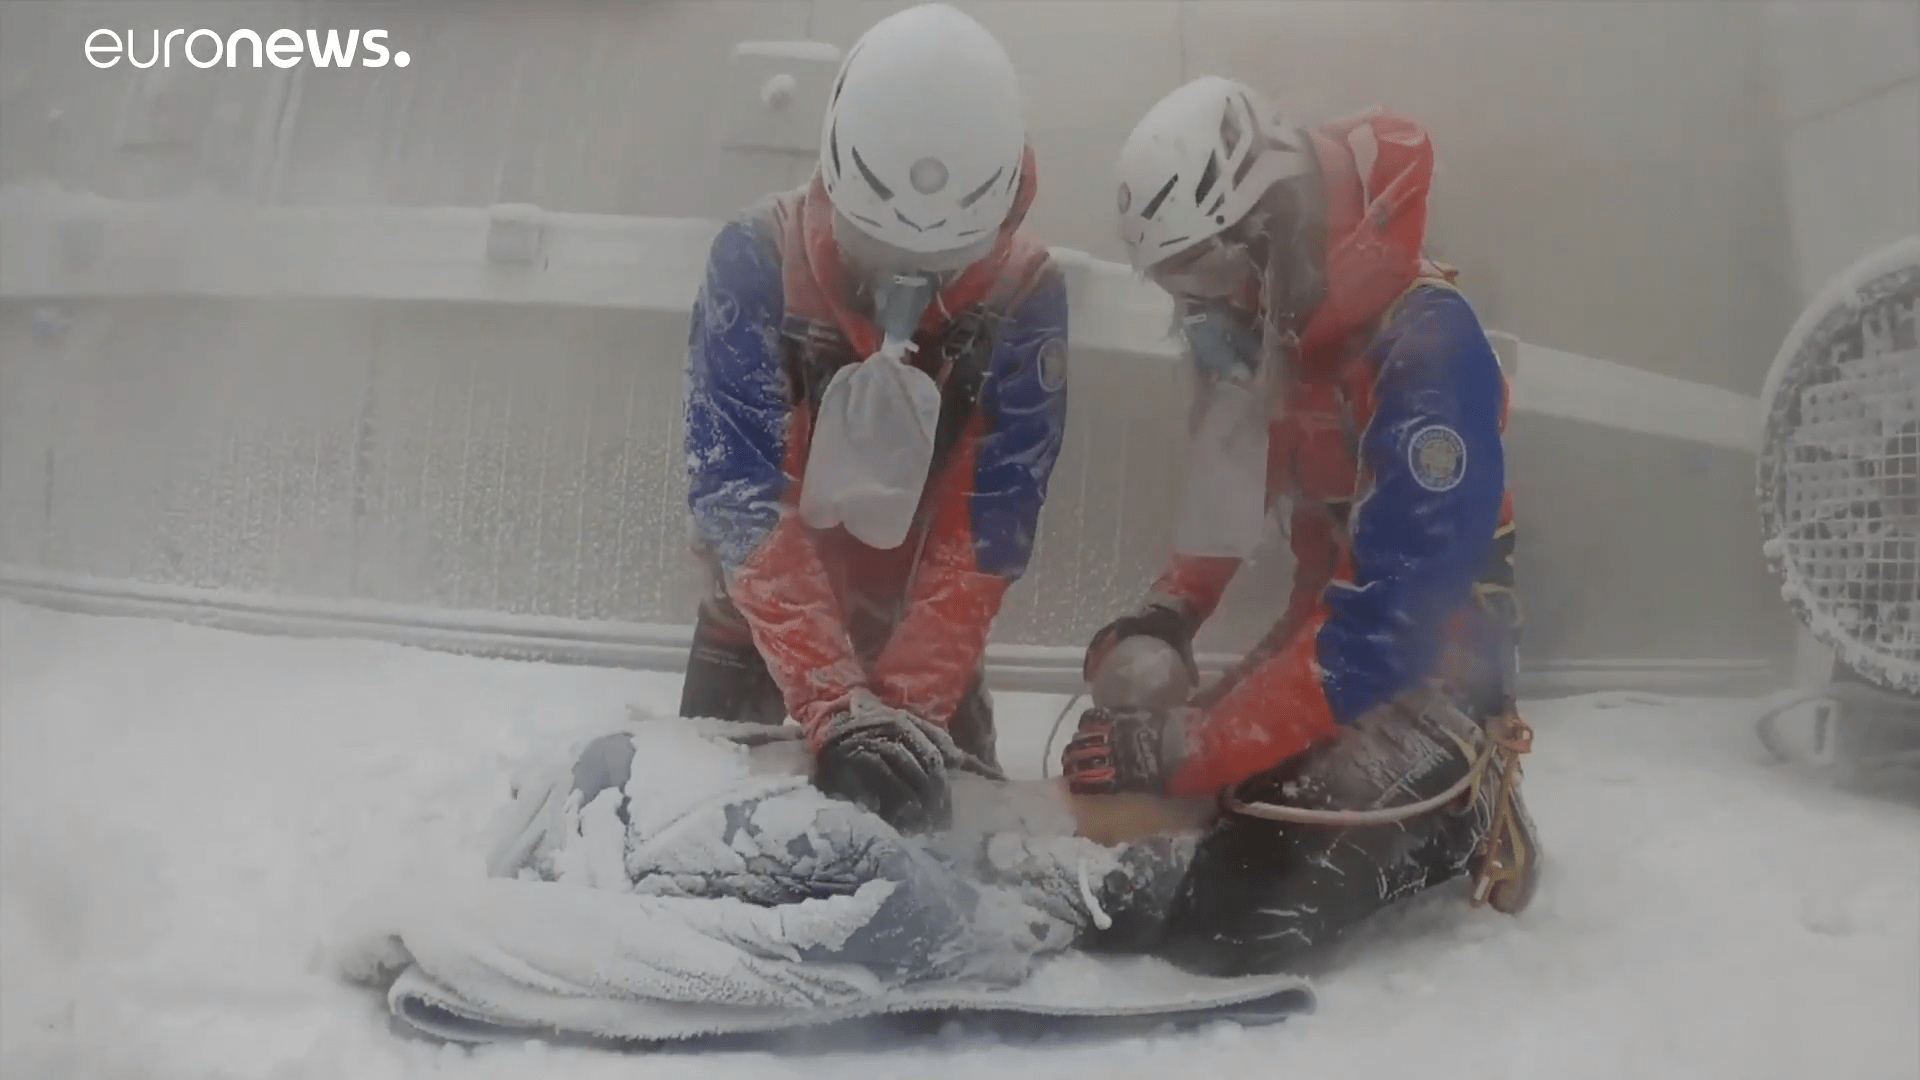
[872,272,938,360]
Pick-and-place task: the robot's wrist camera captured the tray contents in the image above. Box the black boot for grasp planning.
[678,599,787,726]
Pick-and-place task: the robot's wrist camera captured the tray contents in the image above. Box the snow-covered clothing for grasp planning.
[332,718,1179,1042]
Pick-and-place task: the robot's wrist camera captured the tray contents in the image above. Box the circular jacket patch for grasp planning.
[1408,424,1468,492]
[1037,337,1069,393]
[701,287,739,336]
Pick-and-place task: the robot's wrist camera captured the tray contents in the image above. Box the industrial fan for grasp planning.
[1753,235,1919,781]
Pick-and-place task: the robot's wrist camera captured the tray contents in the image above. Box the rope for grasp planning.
[1038,691,1086,781]
[1221,703,1511,827]
[1222,750,1491,826]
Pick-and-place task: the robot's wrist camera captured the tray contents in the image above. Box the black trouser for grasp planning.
[1151,694,1500,978]
[677,594,1001,770]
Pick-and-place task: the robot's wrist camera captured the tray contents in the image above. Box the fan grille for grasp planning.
[1759,259,1919,695]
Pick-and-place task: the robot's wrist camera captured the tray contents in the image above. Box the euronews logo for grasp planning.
[85,28,410,70]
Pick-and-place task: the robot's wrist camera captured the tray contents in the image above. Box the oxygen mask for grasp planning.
[1180,302,1263,385]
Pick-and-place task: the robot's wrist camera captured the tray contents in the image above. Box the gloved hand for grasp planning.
[813,689,958,834]
[1060,705,1190,797]
[1083,602,1199,686]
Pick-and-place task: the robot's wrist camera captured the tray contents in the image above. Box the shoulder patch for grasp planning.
[1036,337,1069,393]
[1408,424,1468,492]
[701,286,741,335]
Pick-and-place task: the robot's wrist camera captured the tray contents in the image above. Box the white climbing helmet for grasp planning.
[820,3,1028,260]
[1114,76,1315,274]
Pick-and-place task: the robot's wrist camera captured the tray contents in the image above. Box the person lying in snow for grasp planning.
[482,722,1094,994]
[676,2,1069,837]
[1052,78,1545,977]
[334,716,1222,1044]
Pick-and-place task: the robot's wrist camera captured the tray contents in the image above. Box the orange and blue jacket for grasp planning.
[682,155,1068,744]
[1151,110,1520,797]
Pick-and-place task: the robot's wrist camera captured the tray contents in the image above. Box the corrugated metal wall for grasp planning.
[0,294,1205,647]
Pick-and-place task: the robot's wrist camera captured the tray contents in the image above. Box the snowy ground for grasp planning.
[1,600,1915,1080]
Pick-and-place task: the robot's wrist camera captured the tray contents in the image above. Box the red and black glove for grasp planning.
[1060,705,1189,796]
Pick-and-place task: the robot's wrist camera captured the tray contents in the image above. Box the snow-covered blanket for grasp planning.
[331,715,1147,1043]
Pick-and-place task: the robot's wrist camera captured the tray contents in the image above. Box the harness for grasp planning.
[755,192,1053,502]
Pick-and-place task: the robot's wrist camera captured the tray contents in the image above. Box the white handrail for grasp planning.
[0,184,1760,452]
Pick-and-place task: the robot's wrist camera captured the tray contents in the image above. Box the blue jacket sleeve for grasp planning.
[683,216,791,575]
[1316,286,1507,723]
[968,264,1070,580]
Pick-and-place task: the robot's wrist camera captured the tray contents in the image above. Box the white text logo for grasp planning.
[85,29,410,70]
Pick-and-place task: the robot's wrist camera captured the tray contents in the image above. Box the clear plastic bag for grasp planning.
[799,348,943,550]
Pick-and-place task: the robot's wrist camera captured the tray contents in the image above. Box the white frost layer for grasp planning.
[1,600,1915,1079]
[1759,233,1920,421]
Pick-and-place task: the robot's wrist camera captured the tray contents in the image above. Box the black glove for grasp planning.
[1083,602,1199,686]
[1060,705,1187,796]
[813,691,956,834]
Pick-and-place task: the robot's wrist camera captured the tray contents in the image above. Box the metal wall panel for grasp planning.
[0,0,1804,669]
[0,294,1792,664]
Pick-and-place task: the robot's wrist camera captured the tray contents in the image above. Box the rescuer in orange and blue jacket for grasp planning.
[679,5,1068,835]
[1058,77,1541,976]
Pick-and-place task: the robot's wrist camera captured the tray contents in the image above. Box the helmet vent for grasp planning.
[851,146,894,201]
[1194,152,1221,206]
[1141,174,1179,221]
[1231,137,1269,188]
[829,123,843,180]
[1219,102,1244,158]
[831,43,862,108]
[958,167,1005,209]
